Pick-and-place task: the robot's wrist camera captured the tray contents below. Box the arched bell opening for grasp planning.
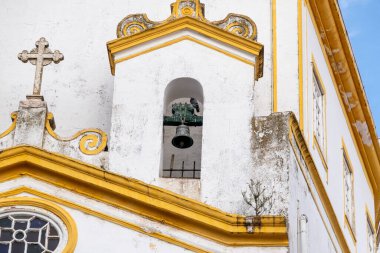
[161,78,204,179]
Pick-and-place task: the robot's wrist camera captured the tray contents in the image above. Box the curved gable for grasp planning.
[107,0,264,80]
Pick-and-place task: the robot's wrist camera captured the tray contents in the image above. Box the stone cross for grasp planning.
[18,37,64,99]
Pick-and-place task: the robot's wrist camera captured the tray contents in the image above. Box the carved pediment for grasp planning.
[116,0,258,42]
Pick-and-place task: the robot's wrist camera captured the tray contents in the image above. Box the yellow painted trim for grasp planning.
[0,112,17,139]
[365,206,376,253]
[0,145,288,247]
[0,188,210,253]
[305,10,310,145]
[298,0,304,130]
[0,197,77,253]
[107,17,264,80]
[313,135,328,174]
[289,114,350,252]
[272,0,277,112]
[114,35,255,67]
[342,139,355,176]
[366,205,376,233]
[344,215,357,244]
[306,0,380,225]
[45,113,107,155]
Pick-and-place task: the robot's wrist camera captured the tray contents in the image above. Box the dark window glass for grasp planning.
[0,244,9,253]
[0,213,61,253]
[0,218,12,228]
[0,230,13,241]
[30,218,47,229]
[48,238,59,251]
[11,241,25,252]
[26,231,39,242]
[27,243,43,253]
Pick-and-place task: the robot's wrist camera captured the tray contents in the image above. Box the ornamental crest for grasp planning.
[116,0,258,41]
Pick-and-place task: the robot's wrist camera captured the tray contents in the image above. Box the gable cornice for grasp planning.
[0,145,287,246]
[107,16,264,80]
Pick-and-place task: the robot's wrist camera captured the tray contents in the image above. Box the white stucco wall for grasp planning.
[0,0,272,137]
[276,0,299,116]
[110,39,256,214]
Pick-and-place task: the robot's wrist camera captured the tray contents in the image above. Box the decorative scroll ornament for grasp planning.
[45,113,108,155]
[212,14,257,41]
[116,14,158,38]
[170,0,205,20]
[117,0,258,41]
[0,112,17,139]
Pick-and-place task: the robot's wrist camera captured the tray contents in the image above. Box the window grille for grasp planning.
[313,70,325,149]
[343,154,355,232]
[0,211,63,253]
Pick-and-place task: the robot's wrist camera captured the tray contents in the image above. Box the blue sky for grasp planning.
[338,0,380,135]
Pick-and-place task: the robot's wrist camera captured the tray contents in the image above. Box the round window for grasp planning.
[0,209,66,253]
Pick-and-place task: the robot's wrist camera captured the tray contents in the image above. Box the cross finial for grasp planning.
[18,37,64,100]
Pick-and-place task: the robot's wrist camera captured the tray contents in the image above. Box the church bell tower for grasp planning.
[107,0,264,213]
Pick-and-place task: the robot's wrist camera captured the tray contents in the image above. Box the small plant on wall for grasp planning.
[242,179,275,216]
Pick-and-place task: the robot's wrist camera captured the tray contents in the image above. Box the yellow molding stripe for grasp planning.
[344,215,357,244]
[313,135,328,173]
[366,205,376,234]
[0,112,17,139]
[0,146,288,247]
[0,197,78,253]
[298,0,304,129]
[107,16,264,80]
[114,35,255,67]
[0,188,210,253]
[289,114,350,252]
[305,9,310,145]
[272,0,278,112]
[45,113,108,156]
[306,0,380,224]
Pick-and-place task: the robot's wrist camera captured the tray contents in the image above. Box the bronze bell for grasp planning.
[172,124,194,149]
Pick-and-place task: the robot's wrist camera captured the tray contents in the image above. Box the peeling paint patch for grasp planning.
[353,121,372,146]
[339,86,358,111]
[331,62,346,74]
[324,45,332,56]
